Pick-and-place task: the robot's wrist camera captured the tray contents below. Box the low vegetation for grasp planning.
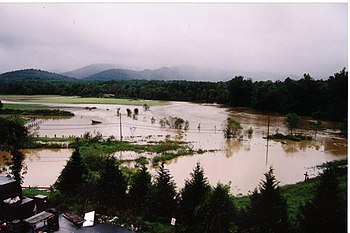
[13,96,167,106]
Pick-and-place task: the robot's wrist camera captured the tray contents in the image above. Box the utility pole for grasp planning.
[265,116,270,165]
[119,113,123,141]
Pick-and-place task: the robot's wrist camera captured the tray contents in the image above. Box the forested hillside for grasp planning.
[0,68,347,121]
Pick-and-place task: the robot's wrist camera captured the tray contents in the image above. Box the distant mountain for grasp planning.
[84,69,138,81]
[84,65,232,81]
[62,63,121,79]
[0,69,76,82]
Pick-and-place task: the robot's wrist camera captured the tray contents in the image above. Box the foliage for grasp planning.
[309,120,325,136]
[159,116,189,130]
[95,155,127,210]
[149,163,177,222]
[0,108,74,116]
[284,113,301,135]
[267,133,312,142]
[0,116,29,183]
[0,116,29,150]
[0,69,347,121]
[244,167,290,233]
[178,163,211,232]
[54,148,89,196]
[129,164,153,215]
[196,183,238,233]
[298,164,347,233]
[223,117,242,138]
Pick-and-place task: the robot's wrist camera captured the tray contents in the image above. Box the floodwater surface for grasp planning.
[1,101,347,194]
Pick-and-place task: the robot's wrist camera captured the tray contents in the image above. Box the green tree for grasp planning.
[284,113,300,135]
[129,164,153,215]
[246,167,290,233]
[0,116,29,184]
[151,163,177,222]
[196,183,238,233]
[223,117,243,138]
[178,163,211,231]
[228,76,253,107]
[96,155,127,209]
[298,164,347,233]
[55,147,89,196]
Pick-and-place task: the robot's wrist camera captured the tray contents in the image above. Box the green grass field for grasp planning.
[3,103,50,110]
[0,95,168,106]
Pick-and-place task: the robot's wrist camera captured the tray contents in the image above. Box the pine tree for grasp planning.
[97,155,127,209]
[151,162,177,222]
[178,163,211,230]
[246,167,290,233]
[197,183,237,233]
[129,164,153,215]
[298,165,347,233]
[55,147,88,195]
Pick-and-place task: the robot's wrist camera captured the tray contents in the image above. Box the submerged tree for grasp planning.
[223,117,243,138]
[245,167,290,233]
[298,164,347,233]
[178,163,211,231]
[284,113,300,135]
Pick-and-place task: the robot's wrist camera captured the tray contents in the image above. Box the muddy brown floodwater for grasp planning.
[1,101,347,195]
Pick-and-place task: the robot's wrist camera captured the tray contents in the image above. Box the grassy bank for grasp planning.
[234,159,347,223]
[0,95,167,106]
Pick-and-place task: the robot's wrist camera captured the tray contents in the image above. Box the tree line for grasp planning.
[0,68,347,121]
[53,146,347,233]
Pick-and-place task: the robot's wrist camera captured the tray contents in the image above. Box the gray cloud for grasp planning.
[0,3,347,80]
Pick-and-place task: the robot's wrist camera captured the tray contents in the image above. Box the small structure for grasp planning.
[102,93,115,98]
[23,211,54,233]
[0,176,35,221]
[63,212,85,226]
[34,194,48,212]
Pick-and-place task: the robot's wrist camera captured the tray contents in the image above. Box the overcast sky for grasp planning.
[0,3,347,80]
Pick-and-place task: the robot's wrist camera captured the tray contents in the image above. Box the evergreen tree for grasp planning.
[197,183,237,233]
[129,164,153,215]
[178,163,211,231]
[246,167,290,233]
[55,147,88,195]
[151,162,177,222]
[298,164,347,233]
[97,155,127,209]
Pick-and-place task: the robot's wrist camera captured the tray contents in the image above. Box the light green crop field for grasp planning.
[0,95,168,106]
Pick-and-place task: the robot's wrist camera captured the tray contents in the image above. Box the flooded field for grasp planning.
[1,100,347,194]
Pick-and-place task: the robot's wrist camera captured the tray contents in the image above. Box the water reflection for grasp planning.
[6,101,346,194]
[224,139,244,158]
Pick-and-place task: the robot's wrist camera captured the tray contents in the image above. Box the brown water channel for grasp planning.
[1,101,347,195]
